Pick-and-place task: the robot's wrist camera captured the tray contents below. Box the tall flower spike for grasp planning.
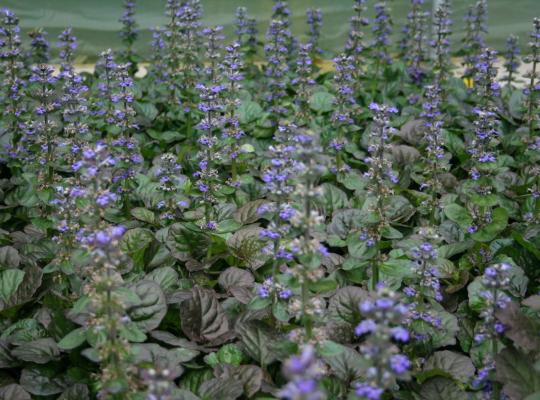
[119,0,138,69]
[330,53,357,172]
[306,8,323,56]
[474,48,500,105]
[234,7,257,54]
[472,263,512,395]
[292,43,315,120]
[371,1,393,66]
[0,8,25,152]
[26,64,60,183]
[524,18,540,136]
[419,85,447,217]
[344,0,369,86]
[430,0,452,91]
[94,49,117,125]
[354,287,411,400]
[57,27,77,74]
[221,41,245,184]
[400,0,428,84]
[461,0,488,81]
[264,19,291,120]
[278,345,326,400]
[27,28,50,64]
[502,34,520,86]
[193,26,225,230]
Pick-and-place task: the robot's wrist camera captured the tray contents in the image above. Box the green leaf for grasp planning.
[444,203,472,229]
[215,344,245,366]
[134,101,158,121]
[471,208,508,242]
[119,324,147,342]
[146,267,178,291]
[248,296,271,310]
[309,91,335,113]
[131,207,156,224]
[237,101,262,124]
[381,225,403,239]
[0,269,25,303]
[58,328,87,350]
[272,301,289,322]
[380,258,414,278]
[319,340,344,357]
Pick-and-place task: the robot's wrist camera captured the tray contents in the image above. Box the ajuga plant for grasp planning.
[418,84,448,221]
[471,263,512,397]
[362,103,398,289]
[118,0,138,73]
[234,7,258,56]
[221,41,245,184]
[0,8,24,149]
[306,8,323,58]
[194,26,226,230]
[72,142,135,398]
[370,0,393,88]
[400,0,428,84]
[430,0,452,92]
[353,287,411,400]
[330,53,356,172]
[524,18,540,136]
[292,43,315,121]
[461,0,488,82]
[1,3,540,400]
[502,34,520,87]
[264,19,291,120]
[344,0,369,88]
[26,28,50,64]
[57,27,77,74]
[25,64,60,184]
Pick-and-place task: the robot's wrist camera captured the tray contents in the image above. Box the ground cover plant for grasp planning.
[0,0,539,399]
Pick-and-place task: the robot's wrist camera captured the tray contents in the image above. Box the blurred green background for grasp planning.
[5,0,540,61]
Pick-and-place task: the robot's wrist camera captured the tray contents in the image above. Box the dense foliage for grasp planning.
[0,0,539,399]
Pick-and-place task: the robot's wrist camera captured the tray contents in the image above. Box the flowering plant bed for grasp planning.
[0,1,539,399]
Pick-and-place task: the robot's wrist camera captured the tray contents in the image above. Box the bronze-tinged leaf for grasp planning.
[57,384,90,400]
[11,338,60,364]
[0,384,31,400]
[226,226,266,270]
[235,321,276,367]
[218,267,254,292]
[233,199,267,224]
[180,286,230,345]
[423,351,475,383]
[198,378,243,400]
[523,295,540,311]
[126,280,167,332]
[0,266,43,312]
[496,347,540,400]
[215,364,263,397]
[495,302,540,353]
[418,377,470,399]
[328,286,368,324]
